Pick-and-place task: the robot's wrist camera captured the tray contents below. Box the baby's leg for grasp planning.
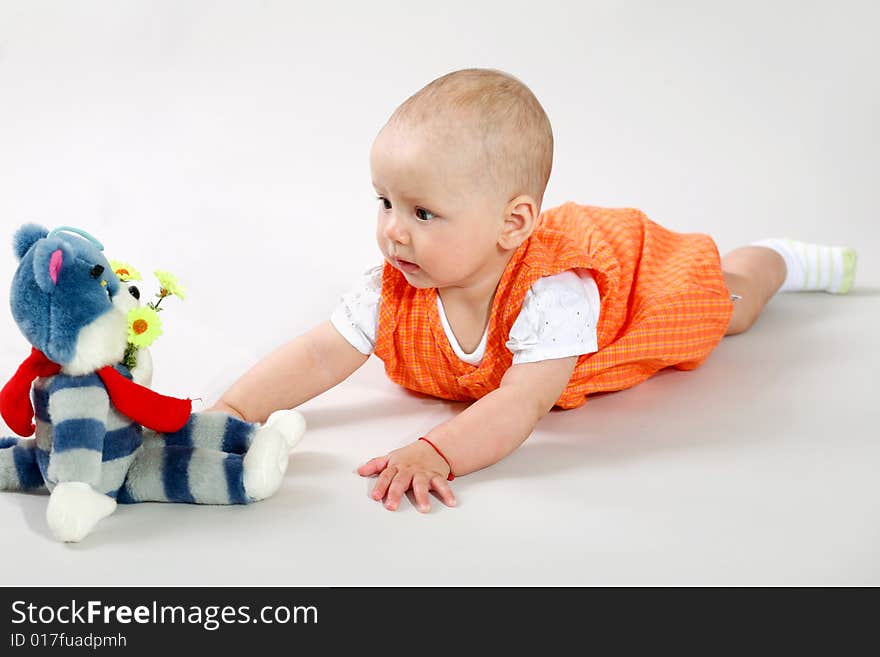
[722,246,787,335]
[0,437,46,492]
[722,237,858,335]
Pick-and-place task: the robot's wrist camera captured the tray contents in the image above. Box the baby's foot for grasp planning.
[46,481,117,542]
[752,238,857,294]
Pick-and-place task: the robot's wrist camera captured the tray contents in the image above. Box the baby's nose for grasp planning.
[383,212,409,244]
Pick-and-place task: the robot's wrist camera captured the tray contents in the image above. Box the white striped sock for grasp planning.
[751,238,857,294]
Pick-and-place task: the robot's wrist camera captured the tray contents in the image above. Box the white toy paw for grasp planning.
[263,409,307,452]
[242,422,291,501]
[46,482,117,543]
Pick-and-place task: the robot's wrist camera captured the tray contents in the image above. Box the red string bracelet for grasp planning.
[418,437,455,481]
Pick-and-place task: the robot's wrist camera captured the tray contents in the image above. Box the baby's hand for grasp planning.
[357,441,457,513]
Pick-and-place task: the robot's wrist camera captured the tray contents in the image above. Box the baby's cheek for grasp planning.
[446,240,485,271]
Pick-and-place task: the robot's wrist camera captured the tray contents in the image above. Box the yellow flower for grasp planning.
[127,307,163,348]
[109,260,142,282]
[154,270,186,300]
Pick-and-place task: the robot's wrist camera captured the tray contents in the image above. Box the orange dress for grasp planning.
[373,202,734,409]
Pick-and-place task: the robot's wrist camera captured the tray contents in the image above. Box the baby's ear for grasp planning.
[499,196,539,250]
[12,223,49,261]
[31,238,72,293]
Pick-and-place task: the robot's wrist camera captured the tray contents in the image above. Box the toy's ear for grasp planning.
[31,238,72,293]
[13,224,49,261]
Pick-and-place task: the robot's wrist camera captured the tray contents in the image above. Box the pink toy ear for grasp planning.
[49,249,63,284]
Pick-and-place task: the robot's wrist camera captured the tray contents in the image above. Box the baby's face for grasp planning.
[370,123,508,291]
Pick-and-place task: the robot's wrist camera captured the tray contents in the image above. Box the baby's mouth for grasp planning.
[394,258,420,273]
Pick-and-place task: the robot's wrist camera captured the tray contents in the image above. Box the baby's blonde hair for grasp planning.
[387,68,554,206]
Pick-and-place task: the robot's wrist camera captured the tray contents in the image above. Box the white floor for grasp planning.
[1,289,878,585]
[0,2,877,585]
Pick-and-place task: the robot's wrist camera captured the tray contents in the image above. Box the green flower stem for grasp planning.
[122,344,138,370]
[151,293,169,312]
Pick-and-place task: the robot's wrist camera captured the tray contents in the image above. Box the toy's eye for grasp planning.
[90,265,105,279]
[128,286,140,300]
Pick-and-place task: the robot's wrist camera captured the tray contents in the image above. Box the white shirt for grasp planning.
[330,265,601,366]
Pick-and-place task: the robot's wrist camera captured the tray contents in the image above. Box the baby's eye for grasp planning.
[415,208,435,222]
[376,196,392,210]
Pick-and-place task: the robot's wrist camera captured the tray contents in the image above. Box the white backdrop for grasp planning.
[0,1,877,585]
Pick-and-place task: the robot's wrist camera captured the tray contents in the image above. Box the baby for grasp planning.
[209,68,858,513]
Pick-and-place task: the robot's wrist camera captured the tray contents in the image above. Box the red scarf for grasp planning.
[0,347,191,437]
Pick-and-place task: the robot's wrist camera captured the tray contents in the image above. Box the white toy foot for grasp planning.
[46,482,117,543]
[243,421,291,501]
[263,409,307,451]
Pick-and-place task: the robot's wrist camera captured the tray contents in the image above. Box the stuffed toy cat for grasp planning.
[0,224,305,542]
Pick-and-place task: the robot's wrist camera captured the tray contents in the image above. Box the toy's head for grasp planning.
[10,225,141,375]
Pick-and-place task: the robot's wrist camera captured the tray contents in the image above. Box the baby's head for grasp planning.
[370,68,553,290]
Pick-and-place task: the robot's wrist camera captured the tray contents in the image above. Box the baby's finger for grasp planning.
[385,470,413,511]
[430,476,457,508]
[357,455,389,477]
[412,474,431,513]
[371,465,397,501]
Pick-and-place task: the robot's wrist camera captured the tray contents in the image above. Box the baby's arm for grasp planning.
[210,320,369,422]
[358,355,579,511]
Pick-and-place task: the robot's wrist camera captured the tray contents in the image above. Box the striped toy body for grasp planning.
[0,371,259,505]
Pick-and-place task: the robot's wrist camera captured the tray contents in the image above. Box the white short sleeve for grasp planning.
[505,269,600,365]
[330,265,383,355]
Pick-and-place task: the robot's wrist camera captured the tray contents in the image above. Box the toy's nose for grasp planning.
[90,264,105,279]
[128,285,140,300]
